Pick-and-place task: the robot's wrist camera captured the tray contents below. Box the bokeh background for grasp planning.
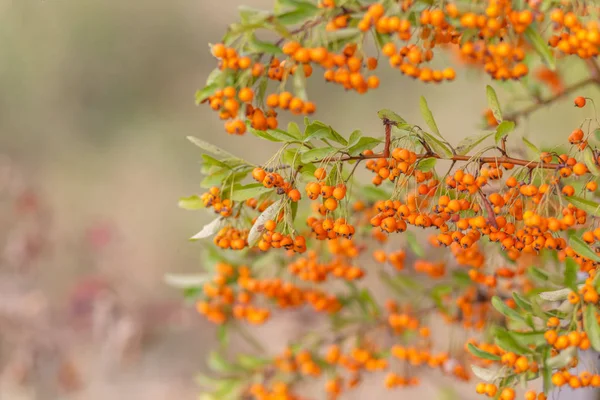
[1,0,599,399]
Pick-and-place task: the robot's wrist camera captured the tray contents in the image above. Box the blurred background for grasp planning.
[1,0,599,399]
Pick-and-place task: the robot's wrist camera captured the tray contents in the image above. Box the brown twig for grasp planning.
[504,77,600,122]
[383,121,392,159]
[315,151,561,169]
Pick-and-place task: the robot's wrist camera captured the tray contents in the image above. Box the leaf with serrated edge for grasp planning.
[421,131,453,157]
[164,273,210,288]
[564,257,578,290]
[584,304,600,351]
[417,157,437,172]
[467,343,501,361]
[569,232,600,261]
[566,196,600,218]
[584,147,600,176]
[187,136,242,160]
[191,217,225,240]
[539,288,571,301]
[494,120,515,143]
[347,137,381,156]
[492,296,526,323]
[248,200,282,246]
[179,195,204,210]
[486,85,502,123]
[470,365,504,382]
[525,25,556,69]
[456,131,495,155]
[522,137,540,155]
[377,109,407,125]
[419,96,443,139]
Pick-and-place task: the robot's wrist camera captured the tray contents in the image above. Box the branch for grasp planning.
[315,151,562,170]
[504,77,600,122]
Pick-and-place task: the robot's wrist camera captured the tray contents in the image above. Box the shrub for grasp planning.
[179,1,600,399]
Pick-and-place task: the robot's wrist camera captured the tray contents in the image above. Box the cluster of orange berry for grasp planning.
[256,221,307,253]
[196,261,344,327]
[549,10,600,58]
[202,0,600,135]
[323,344,388,398]
[252,167,302,202]
[201,186,235,217]
[372,249,406,270]
[288,250,364,282]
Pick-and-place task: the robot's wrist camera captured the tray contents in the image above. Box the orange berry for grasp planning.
[314,167,327,180]
[238,87,254,103]
[574,96,586,108]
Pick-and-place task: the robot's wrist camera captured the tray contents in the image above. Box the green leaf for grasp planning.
[510,331,546,347]
[419,96,443,139]
[486,85,502,123]
[583,304,600,351]
[547,346,577,369]
[470,365,504,382]
[179,195,204,210]
[417,157,437,172]
[494,120,515,143]
[324,28,361,46]
[541,348,552,393]
[405,231,425,257]
[299,163,317,180]
[187,136,242,160]
[565,196,600,217]
[190,217,225,240]
[564,257,578,290]
[208,350,233,372]
[539,288,571,301]
[293,62,308,101]
[494,327,531,354]
[202,154,231,169]
[347,137,381,156]
[301,147,338,163]
[248,35,284,55]
[164,273,210,288]
[348,130,362,147]
[421,131,453,157]
[231,183,272,201]
[239,5,271,24]
[217,324,229,346]
[512,293,533,313]
[492,296,526,323]
[237,354,270,369]
[430,284,452,313]
[522,137,540,155]
[569,232,600,262]
[248,200,282,246]
[524,25,556,70]
[195,82,219,105]
[304,122,347,145]
[456,131,495,155]
[287,122,303,139]
[377,109,407,125]
[249,128,280,142]
[467,343,501,361]
[583,147,600,176]
[276,5,320,25]
[362,185,392,202]
[528,266,549,282]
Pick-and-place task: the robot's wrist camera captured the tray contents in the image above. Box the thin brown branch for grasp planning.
[383,122,391,159]
[504,77,600,122]
[316,151,562,169]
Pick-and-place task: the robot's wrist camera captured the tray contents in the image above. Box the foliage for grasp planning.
[180,1,600,399]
